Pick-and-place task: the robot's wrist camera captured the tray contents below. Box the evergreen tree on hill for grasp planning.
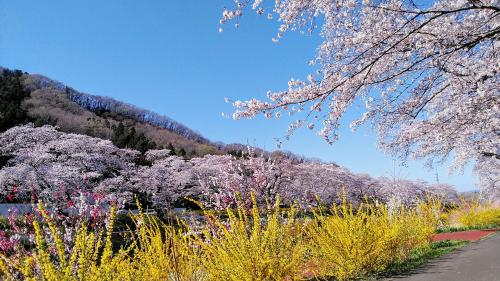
[0,69,30,132]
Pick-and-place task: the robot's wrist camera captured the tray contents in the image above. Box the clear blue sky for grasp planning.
[0,0,475,191]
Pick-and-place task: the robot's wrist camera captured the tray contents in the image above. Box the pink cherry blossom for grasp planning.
[220,0,499,200]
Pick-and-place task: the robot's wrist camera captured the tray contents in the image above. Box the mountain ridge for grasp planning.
[1,67,310,162]
[25,72,210,144]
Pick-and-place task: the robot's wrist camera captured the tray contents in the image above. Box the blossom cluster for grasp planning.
[0,125,460,211]
[220,0,499,201]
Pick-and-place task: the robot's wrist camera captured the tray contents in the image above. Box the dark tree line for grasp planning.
[112,122,156,153]
[166,142,188,157]
[0,69,31,132]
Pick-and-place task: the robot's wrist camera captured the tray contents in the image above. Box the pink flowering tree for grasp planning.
[95,150,198,211]
[0,124,137,208]
[0,125,460,213]
[221,0,499,200]
[190,153,459,208]
[476,156,500,202]
[285,162,364,205]
[377,177,458,206]
[130,154,197,210]
[191,153,290,209]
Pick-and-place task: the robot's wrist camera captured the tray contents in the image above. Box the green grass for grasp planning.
[370,240,469,279]
[0,216,8,229]
[436,224,500,233]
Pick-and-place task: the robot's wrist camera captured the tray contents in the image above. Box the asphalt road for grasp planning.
[385,233,500,281]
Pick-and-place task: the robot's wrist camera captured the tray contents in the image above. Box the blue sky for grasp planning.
[0,0,475,191]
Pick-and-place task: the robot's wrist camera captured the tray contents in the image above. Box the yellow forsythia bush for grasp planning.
[0,204,205,281]
[196,194,307,281]
[127,211,205,280]
[451,199,500,227]
[0,196,441,281]
[417,196,449,228]
[305,198,435,280]
[0,204,132,281]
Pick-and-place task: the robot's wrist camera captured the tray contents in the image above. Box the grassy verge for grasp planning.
[436,224,500,233]
[371,240,469,279]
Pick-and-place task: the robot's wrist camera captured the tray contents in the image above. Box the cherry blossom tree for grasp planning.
[0,125,460,211]
[286,162,363,205]
[190,153,458,208]
[0,124,137,204]
[221,0,499,200]
[129,155,197,210]
[190,153,291,208]
[377,177,458,206]
[476,156,500,202]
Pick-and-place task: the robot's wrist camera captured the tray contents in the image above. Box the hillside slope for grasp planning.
[1,68,222,156]
[0,67,318,162]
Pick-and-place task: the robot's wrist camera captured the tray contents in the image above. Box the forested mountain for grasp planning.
[0,67,312,162]
[24,73,210,143]
[0,67,227,157]
[0,67,312,161]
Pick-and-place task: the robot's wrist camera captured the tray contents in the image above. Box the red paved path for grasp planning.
[432,229,499,242]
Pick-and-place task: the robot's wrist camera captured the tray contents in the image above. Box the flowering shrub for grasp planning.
[126,202,204,280]
[0,211,33,257]
[0,195,450,280]
[305,198,436,280]
[450,199,500,228]
[196,194,306,280]
[0,204,134,281]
